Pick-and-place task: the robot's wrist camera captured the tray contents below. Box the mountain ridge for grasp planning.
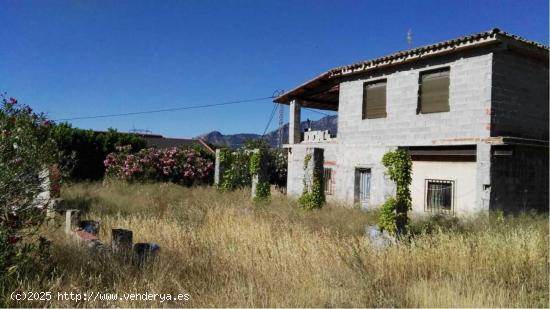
[196,115,337,148]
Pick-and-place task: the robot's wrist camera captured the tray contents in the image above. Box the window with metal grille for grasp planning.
[324,168,334,195]
[425,179,454,212]
[362,80,387,119]
[418,68,450,114]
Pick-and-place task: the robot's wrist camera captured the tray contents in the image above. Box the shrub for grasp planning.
[379,149,412,235]
[249,150,270,202]
[218,149,252,191]
[50,123,147,180]
[217,142,287,193]
[104,146,214,186]
[0,95,55,299]
[378,197,398,234]
[298,152,325,210]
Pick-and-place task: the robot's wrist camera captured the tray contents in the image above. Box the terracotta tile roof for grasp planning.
[275,28,548,104]
[329,28,548,77]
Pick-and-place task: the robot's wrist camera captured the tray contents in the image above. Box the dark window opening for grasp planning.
[363,80,387,119]
[418,68,450,114]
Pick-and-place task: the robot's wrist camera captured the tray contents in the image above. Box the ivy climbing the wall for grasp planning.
[378,149,412,236]
[249,150,270,202]
[298,151,325,210]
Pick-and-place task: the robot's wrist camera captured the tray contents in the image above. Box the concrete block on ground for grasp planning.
[65,209,81,235]
[112,229,133,257]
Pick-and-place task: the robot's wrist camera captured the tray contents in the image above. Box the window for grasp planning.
[324,168,334,195]
[362,80,387,119]
[425,179,454,212]
[418,68,450,114]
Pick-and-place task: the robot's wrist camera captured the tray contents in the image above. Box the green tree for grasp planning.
[50,123,147,180]
[0,95,55,300]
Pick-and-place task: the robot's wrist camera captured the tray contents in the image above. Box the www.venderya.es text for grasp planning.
[11,291,191,303]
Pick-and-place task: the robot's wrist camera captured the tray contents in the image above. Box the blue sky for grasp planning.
[1,0,548,138]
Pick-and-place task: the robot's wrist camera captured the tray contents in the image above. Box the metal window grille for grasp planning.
[324,168,334,195]
[425,179,454,213]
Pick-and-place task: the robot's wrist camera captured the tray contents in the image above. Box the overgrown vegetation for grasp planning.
[50,123,147,180]
[218,141,287,193]
[103,145,214,185]
[379,149,412,235]
[298,152,325,210]
[249,150,270,202]
[218,148,252,191]
[0,96,56,303]
[4,182,546,307]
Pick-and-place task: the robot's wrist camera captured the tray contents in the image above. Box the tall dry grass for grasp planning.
[7,182,549,307]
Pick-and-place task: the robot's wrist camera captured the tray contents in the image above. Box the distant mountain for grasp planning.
[197,131,261,148]
[197,115,337,148]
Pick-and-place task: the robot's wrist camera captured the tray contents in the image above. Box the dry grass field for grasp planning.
[9,182,549,307]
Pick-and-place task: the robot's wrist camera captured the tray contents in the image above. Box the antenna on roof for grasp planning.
[407,28,413,49]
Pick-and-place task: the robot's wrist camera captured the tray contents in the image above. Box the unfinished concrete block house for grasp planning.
[274,29,549,214]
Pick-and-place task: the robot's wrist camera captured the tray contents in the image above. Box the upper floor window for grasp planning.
[362,80,387,119]
[418,68,450,114]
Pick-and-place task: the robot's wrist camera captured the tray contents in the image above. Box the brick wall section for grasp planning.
[490,145,549,212]
[491,50,549,140]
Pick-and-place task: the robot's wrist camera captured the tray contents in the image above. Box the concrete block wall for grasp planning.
[475,143,492,212]
[490,145,549,213]
[337,52,493,146]
[329,52,494,209]
[286,143,338,198]
[491,50,549,140]
[410,161,477,214]
[286,46,548,214]
[333,144,396,206]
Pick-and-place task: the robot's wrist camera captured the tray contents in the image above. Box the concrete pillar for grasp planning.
[214,149,224,186]
[475,142,492,212]
[250,149,270,200]
[303,148,325,193]
[289,100,301,144]
[65,209,81,235]
[112,229,133,257]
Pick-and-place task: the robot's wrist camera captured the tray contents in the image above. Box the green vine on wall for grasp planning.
[378,149,412,236]
[298,151,325,210]
[218,149,252,192]
[249,152,261,176]
[249,150,270,202]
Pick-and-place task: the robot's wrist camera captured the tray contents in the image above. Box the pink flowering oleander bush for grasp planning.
[104,145,214,186]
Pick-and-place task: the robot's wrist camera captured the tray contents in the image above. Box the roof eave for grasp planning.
[274,28,549,105]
